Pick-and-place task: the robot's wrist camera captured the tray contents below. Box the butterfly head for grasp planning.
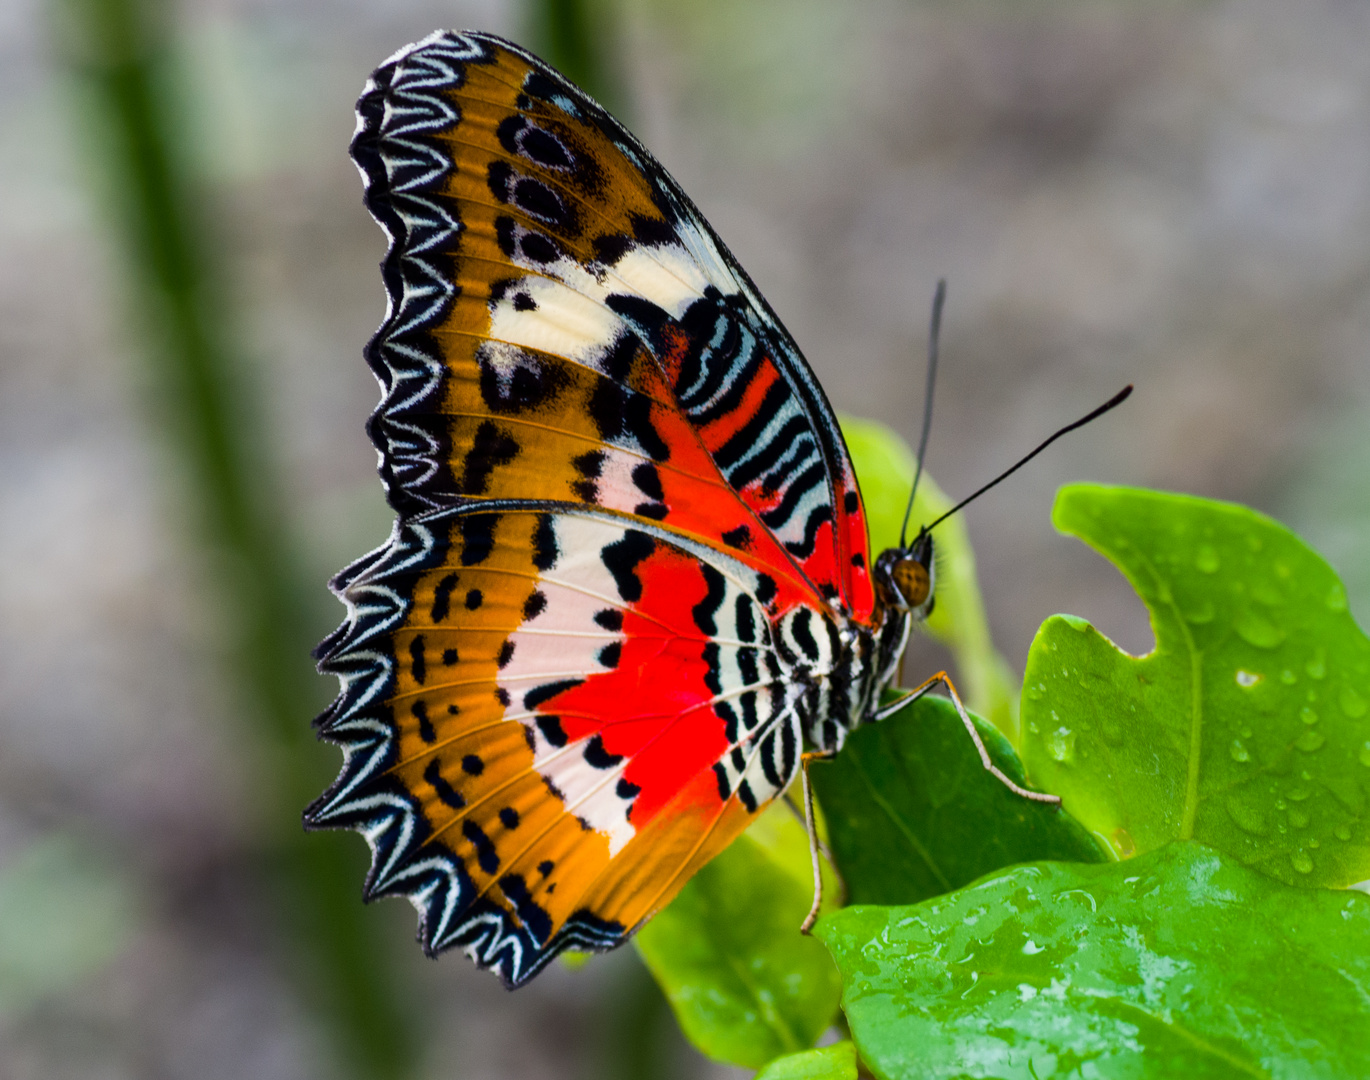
[874,529,936,621]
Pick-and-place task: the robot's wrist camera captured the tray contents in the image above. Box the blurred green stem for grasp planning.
[52,0,417,1075]
[528,0,619,110]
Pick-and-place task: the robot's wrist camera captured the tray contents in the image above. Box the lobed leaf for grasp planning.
[811,694,1106,907]
[635,804,842,1069]
[817,841,1370,1080]
[1022,485,1370,886]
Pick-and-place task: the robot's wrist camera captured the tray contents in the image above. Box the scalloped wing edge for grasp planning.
[306,509,630,987]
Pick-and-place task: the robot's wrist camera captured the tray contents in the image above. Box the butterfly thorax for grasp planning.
[787,533,936,755]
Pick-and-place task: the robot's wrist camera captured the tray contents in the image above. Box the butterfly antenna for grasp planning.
[899,278,947,548]
[921,384,1134,536]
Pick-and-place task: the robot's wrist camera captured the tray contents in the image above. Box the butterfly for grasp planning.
[307,30,1107,988]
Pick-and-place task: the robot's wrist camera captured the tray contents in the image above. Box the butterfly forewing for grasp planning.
[314,30,877,984]
[352,30,873,618]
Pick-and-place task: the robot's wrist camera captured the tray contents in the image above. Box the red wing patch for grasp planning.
[310,503,818,985]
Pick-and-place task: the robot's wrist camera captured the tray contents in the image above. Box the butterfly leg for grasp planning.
[874,672,1061,806]
[799,749,838,934]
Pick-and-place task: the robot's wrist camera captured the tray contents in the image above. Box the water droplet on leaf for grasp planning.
[1336,824,1352,841]
[1046,727,1076,763]
[1195,545,1220,573]
[1291,851,1314,874]
[1340,687,1367,718]
[1186,602,1215,625]
[1295,731,1326,752]
[1301,707,1318,726]
[1327,584,1348,612]
[1281,669,1297,685]
[1289,809,1309,829]
[1229,739,1251,762]
[1235,669,1261,688]
[1224,793,1266,835]
[1234,609,1285,649]
[1306,652,1327,680]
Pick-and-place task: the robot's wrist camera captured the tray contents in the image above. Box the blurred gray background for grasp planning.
[2,0,1368,1077]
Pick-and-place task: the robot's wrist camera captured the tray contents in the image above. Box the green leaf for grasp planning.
[812,694,1106,907]
[1022,484,1370,886]
[841,415,1020,740]
[817,840,1370,1080]
[635,804,842,1069]
[754,1041,858,1080]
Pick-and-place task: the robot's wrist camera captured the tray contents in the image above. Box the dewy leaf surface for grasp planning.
[817,841,1370,1080]
[842,416,1020,739]
[635,805,842,1069]
[811,695,1105,906]
[1022,485,1370,887]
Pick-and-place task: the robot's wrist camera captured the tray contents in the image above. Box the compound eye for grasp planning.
[892,559,930,609]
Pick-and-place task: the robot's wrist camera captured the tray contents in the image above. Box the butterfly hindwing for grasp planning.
[310,502,825,984]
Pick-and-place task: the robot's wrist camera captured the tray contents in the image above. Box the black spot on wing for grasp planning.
[692,564,727,636]
[735,595,756,644]
[722,525,750,550]
[463,820,500,875]
[412,700,436,743]
[499,806,520,829]
[524,679,582,711]
[536,714,568,748]
[594,609,623,632]
[586,378,669,462]
[532,513,558,571]
[755,574,777,609]
[424,759,465,809]
[477,349,565,415]
[601,530,654,603]
[597,641,621,669]
[713,762,730,800]
[583,735,623,769]
[462,754,484,776]
[631,463,664,501]
[523,590,547,620]
[442,648,458,666]
[458,514,497,566]
[791,609,820,662]
[465,588,483,610]
[409,635,427,684]
[498,640,515,668]
[430,573,458,623]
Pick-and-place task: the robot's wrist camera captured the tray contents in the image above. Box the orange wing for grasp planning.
[352,31,873,619]
[310,503,831,985]
[311,31,873,986]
